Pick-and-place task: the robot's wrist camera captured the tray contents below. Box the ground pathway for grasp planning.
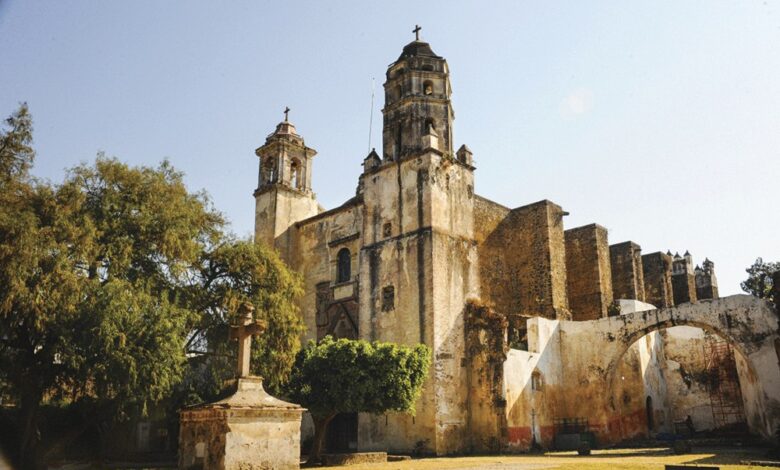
[319,447,778,470]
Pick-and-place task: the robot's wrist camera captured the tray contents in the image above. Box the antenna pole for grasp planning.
[368,77,375,153]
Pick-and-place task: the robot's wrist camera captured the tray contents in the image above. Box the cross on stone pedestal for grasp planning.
[413,25,421,41]
[228,302,266,378]
[283,106,290,122]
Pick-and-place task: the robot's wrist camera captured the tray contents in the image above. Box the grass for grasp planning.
[318,447,778,470]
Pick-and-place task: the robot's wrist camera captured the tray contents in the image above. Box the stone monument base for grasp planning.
[179,376,304,470]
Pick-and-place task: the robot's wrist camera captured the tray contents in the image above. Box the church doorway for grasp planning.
[326,413,358,453]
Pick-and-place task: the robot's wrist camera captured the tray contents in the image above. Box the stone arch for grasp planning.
[262,157,277,184]
[289,157,302,189]
[600,296,779,440]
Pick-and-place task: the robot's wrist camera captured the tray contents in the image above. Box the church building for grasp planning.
[252,31,780,455]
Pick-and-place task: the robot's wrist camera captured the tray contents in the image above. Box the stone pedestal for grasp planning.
[179,376,304,470]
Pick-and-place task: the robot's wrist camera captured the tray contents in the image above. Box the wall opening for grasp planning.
[336,248,351,283]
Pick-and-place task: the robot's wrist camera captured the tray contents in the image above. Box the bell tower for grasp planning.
[382,26,454,161]
[253,109,319,257]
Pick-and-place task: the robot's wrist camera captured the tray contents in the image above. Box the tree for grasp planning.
[741,257,779,303]
[286,336,431,464]
[0,103,34,183]
[0,106,305,467]
[181,238,305,401]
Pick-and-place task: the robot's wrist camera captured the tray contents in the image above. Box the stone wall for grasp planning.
[672,272,697,305]
[564,224,613,320]
[610,241,645,302]
[642,252,674,308]
[479,200,569,322]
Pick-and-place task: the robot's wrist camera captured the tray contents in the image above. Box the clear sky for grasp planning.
[1,1,778,296]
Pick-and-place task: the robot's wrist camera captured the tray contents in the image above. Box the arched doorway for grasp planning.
[607,325,755,442]
[646,396,654,432]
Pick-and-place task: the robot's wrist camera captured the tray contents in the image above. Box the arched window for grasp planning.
[531,370,543,391]
[423,118,435,134]
[263,158,277,184]
[423,80,433,95]
[337,248,351,283]
[290,158,302,189]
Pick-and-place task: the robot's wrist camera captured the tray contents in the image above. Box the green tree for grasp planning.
[181,238,304,401]
[286,336,431,464]
[0,102,34,183]
[741,257,779,303]
[0,106,305,467]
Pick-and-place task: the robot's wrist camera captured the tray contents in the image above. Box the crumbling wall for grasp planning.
[564,224,613,320]
[642,252,674,308]
[662,327,718,431]
[672,273,697,305]
[610,241,645,302]
[479,200,570,323]
[464,300,509,452]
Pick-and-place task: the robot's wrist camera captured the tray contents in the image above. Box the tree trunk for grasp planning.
[306,412,336,466]
[19,388,43,470]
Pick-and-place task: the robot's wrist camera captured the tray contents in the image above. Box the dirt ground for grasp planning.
[319,447,779,470]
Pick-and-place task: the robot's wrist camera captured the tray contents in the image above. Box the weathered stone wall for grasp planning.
[662,327,719,431]
[672,273,697,305]
[254,185,320,261]
[564,224,613,320]
[642,252,674,308]
[695,271,719,300]
[356,151,476,455]
[179,408,302,470]
[610,241,645,302]
[292,201,363,343]
[464,301,509,453]
[503,317,563,450]
[479,200,569,322]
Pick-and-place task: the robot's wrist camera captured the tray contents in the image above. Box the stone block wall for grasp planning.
[642,252,674,308]
[672,273,697,305]
[695,271,719,300]
[610,241,645,302]
[564,224,613,320]
[479,200,569,321]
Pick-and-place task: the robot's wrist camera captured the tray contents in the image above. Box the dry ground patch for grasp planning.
[319,447,777,470]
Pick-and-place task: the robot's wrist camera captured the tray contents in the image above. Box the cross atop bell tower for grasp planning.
[382,30,454,161]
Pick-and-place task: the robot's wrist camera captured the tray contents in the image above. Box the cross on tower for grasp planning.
[283,106,290,122]
[413,25,421,41]
[228,302,266,378]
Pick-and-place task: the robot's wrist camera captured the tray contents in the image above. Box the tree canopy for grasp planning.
[286,336,431,462]
[0,104,304,467]
[741,257,779,303]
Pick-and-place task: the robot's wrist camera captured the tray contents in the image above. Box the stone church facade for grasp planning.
[253,36,780,454]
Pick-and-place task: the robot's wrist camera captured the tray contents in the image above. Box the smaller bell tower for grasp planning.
[253,109,319,256]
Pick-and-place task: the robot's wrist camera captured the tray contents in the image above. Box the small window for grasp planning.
[531,371,543,391]
[423,80,433,95]
[382,286,395,312]
[383,222,392,237]
[337,248,351,283]
[423,118,435,134]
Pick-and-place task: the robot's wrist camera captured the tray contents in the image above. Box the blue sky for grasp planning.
[1,1,778,295]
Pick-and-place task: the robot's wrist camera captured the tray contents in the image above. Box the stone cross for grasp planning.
[413,25,421,41]
[284,106,290,122]
[228,302,266,378]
